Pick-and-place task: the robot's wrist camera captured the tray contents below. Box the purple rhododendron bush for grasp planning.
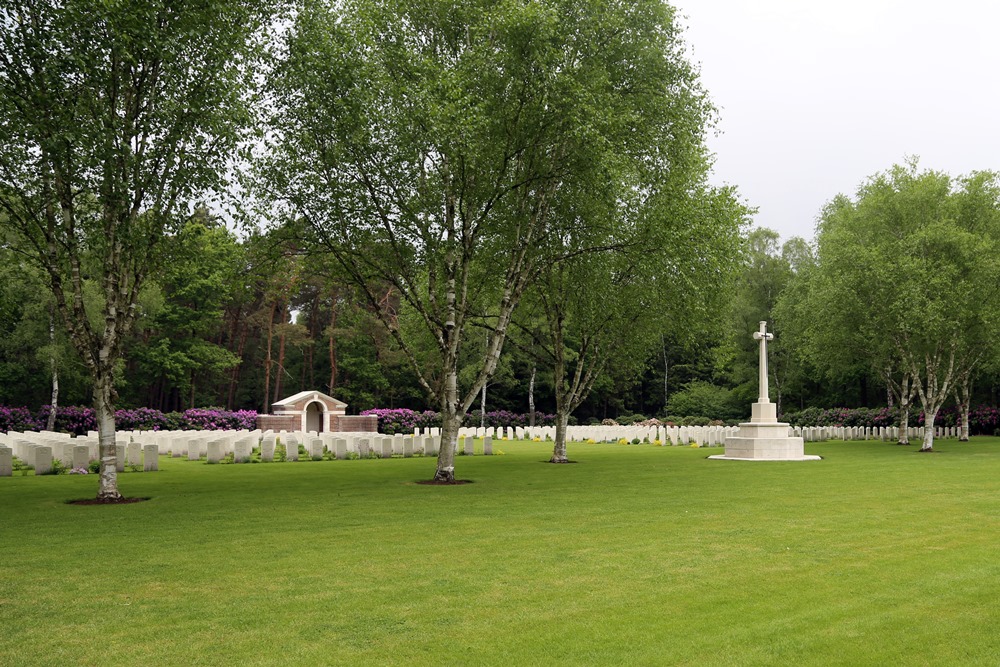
[782,405,1000,434]
[361,408,558,434]
[0,406,258,435]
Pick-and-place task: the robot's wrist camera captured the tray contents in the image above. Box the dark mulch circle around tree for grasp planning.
[545,460,578,464]
[415,479,474,486]
[66,497,151,506]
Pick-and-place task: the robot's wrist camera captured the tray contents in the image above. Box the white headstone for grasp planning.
[334,438,348,460]
[207,440,223,464]
[72,445,89,470]
[260,438,275,462]
[308,438,323,460]
[0,445,12,476]
[33,445,52,475]
[126,442,141,467]
[483,435,493,455]
[285,437,299,461]
[234,440,251,463]
[143,444,158,471]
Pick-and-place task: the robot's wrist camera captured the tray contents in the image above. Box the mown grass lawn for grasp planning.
[2,437,999,666]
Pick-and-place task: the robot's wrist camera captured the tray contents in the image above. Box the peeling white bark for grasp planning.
[95,368,122,500]
[957,374,972,442]
[528,366,536,429]
[434,371,460,483]
[921,410,937,452]
[550,412,569,463]
[47,305,58,432]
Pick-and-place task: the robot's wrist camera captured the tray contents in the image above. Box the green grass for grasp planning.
[3,438,1000,666]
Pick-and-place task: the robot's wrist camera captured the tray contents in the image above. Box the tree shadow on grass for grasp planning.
[65,497,151,505]
[414,479,474,486]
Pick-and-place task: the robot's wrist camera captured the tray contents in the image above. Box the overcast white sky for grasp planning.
[668,0,1000,243]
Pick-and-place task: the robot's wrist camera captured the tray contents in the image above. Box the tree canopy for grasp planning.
[0,0,276,498]
[262,0,736,480]
[794,161,1000,449]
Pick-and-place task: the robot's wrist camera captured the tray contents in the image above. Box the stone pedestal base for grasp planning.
[750,401,777,423]
[708,402,821,462]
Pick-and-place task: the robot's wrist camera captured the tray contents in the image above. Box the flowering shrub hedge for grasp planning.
[0,405,259,434]
[360,409,440,435]
[783,405,1000,434]
[34,405,97,434]
[0,406,38,433]
[360,408,558,434]
[463,410,557,428]
[929,405,1000,434]
[175,408,258,431]
[783,407,899,429]
[116,407,171,431]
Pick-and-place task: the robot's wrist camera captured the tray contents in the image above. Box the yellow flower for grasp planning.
[690,443,700,448]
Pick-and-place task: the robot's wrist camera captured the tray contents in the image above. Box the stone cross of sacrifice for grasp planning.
[752,320,774,403]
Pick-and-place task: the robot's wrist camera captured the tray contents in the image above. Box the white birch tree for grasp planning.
[808,162,1000,452]
[517,186,748,463]
[263,0,719,481]
[0,0,275,499]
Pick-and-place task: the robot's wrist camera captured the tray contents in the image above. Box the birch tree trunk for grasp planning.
[47,360,59,431]
[480,383,486,429]
[909,345,956,453]
[434,369,461,483]
[957,375,972,441]
[94,364,122,501]
[921,409,938,452]
[550,411,570,463]
[46,304,58,432]
[528,366,536,428]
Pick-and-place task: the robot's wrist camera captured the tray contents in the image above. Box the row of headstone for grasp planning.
[414,423,964,445]
[792,425,958,442]
[1,427,503,477]
[0,430,162,476]
[120,430,492,462]
[5,419,961,478]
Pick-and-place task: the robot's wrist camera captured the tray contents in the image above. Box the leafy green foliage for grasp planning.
[665,380,744,421]
[799,161,1000,443]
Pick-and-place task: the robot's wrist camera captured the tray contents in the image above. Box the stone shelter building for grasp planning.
[256,390,377,433]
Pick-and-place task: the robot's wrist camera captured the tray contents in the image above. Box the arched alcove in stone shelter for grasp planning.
[305,400,324,433]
